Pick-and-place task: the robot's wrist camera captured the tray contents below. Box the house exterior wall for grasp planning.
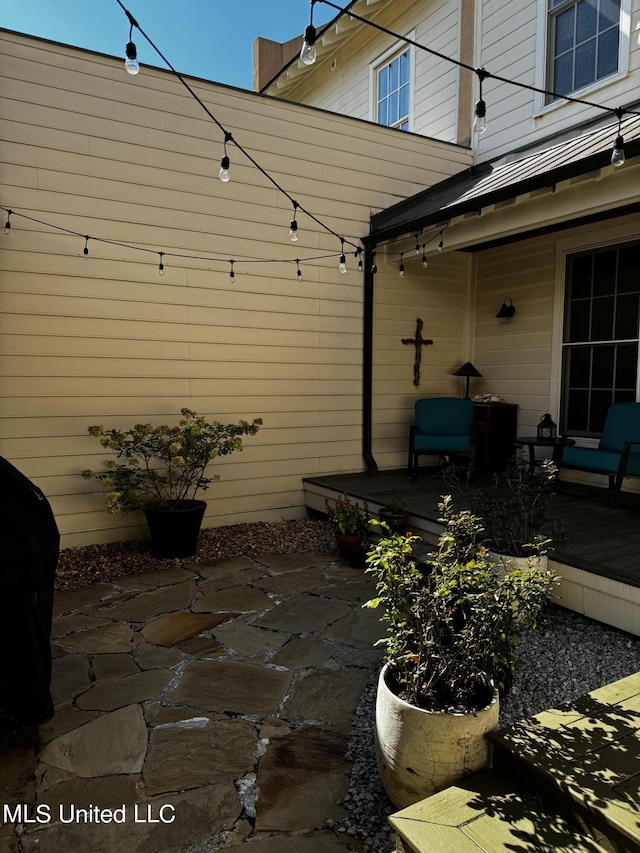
[266,0,463,145]
[0,31,472,548]
[475,0,640,162]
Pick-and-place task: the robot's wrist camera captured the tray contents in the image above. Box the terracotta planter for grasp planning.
[143,500,206,559]
[375,664,499,809]
[334,534,363,561]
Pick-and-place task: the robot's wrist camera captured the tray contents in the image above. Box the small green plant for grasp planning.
[83,408,262,513]
[384,489,409,514]
[470,456,562,557]
[325,495,371,537]
[365,494,558,712]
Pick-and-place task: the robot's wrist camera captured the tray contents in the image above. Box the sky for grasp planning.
[1,0,337,90]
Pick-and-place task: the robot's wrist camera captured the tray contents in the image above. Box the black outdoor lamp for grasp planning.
[537,413,557,441]
[496,297,516,321]
[452,361,483,399]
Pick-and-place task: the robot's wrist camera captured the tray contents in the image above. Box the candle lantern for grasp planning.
[537,413,557,441]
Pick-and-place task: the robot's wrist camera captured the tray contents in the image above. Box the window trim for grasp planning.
[369,35,416,131]
[533,0,630,116]
[550,225,640,441]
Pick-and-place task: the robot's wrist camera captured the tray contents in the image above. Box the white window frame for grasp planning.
[550,222,640,443]
[369,35,416,132]
[533,0,631,116]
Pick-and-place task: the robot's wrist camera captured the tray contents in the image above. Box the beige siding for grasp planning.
[0,32,472,547]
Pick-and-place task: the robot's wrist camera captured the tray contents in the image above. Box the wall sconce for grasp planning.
[452,361,483,398]
[496,297,516,321]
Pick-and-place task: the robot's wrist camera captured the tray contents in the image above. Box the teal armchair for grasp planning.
[559,402,640,494]
[408,397,475,478]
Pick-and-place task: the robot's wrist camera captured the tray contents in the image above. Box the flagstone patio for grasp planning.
[0,552,387,853]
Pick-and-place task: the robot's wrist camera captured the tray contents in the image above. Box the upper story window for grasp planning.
[376,48,411,130]
[547,0,621,101]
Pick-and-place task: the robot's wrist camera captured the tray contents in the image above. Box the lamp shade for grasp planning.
[452,362,483,379]
[452,362,483,399]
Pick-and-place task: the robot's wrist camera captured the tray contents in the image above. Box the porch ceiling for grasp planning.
[369,113,640,248]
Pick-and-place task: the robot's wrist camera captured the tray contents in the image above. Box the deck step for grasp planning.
[489,672,640,853]
[390,769,609,853]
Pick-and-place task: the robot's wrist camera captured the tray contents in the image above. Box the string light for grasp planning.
[289,201,299,242]
[296,259,303,281]
[124,11,140,75]
[414,234,421,255]
[158,251,164,275]
[611,109,626,168]
[399,251,405,277]
[300,1,318,65]
[219,131,232,183]
[4,210,12,235]
[371,251,377,274]
[438,231,444,252]
[356,248,363,272]
[473,69,488,134]
[83,235,90,258]
[229,260,235,283]
[421,245,428,267]
[339,239,347,274]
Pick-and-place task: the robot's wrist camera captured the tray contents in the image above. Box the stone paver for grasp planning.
[0,551,382,853]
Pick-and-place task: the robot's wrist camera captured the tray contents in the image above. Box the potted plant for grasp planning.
[469,455,563,565]
[82,408,262,559]
[365,495,557,808]
[378,489,409,534]
[324,494,371,565]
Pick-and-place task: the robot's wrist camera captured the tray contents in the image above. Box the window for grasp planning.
[547,0,621,100]
[376,49,410,130]
[561,242,640,437]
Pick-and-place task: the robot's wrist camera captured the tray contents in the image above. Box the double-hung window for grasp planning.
[376,48,410,130]
[547,0,621,100]
[561,242,640,437]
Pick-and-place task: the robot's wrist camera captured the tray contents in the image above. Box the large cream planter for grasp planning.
[375,664,499,809]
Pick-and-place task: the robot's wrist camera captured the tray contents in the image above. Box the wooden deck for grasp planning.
[303,467,640,636]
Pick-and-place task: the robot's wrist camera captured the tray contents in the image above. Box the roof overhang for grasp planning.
[369,114,640,252]
[261,0,396,95]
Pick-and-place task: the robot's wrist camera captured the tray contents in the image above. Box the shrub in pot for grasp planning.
[82,408,262,558]
[365,495,557,808]
[469,455,563,566]
[324,494,371,566]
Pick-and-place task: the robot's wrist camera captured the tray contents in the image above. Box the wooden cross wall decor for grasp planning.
[402,317,433,386]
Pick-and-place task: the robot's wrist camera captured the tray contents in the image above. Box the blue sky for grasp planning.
[1,0,337,90]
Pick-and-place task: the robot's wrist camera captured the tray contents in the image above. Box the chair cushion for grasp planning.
[599,402,640,452]
[414,398,474,436]
[413,434,471,453]
[561,445,640,477]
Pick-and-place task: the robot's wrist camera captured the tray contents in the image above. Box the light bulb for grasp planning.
[296,263,303,281]
[422,253,428,268]
[438,239,444,252]
[4,219,10,235]
[300,25,317,65]
[473,99,487,134]
[399,263,405,277]
[219,155,230,182]
[125,42,139,75]
[339,253,347,274]
[289,219,298,241]
[371,262,377,274]
[611,135,625,168]
[158,254,164,276]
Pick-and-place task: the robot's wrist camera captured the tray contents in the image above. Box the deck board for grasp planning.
[303,468,640,590]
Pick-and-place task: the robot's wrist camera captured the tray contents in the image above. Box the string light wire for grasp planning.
[115,1,361,254]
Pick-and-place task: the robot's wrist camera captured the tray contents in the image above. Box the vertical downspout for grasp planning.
[362,242,378,473]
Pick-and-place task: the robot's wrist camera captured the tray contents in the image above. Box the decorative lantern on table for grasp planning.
[537,413,557,441]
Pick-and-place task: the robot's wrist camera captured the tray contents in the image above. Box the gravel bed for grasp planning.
[54,523,640,853]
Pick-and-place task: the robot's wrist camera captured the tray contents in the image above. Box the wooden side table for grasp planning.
[473,403,518,473]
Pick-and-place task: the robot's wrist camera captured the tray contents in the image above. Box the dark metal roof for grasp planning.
[369,113,640,244]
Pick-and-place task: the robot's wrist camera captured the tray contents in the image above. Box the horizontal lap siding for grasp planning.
[0,32,472,546]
